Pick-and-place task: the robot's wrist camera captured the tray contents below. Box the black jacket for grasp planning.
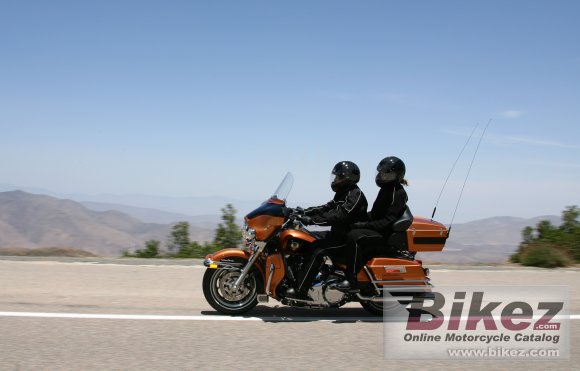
[305,185,368,236]
[353,182,407,234]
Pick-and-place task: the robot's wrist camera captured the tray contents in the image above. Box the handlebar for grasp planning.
[284,207,311,227]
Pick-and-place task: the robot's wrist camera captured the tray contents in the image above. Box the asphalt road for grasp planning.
[0,257,578,370]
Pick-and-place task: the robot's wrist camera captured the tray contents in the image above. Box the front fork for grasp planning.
[232,243,265,289]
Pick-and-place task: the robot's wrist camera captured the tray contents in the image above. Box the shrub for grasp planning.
[512,205,579,267]
[132,240,161,258]
[519,244,573,268]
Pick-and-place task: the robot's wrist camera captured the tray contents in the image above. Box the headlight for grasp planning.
[242,224,256,247]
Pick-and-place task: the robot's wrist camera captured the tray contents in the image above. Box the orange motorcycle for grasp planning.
[202,173,448,315]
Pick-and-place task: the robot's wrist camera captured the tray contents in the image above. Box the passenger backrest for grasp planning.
[392,206,413,232]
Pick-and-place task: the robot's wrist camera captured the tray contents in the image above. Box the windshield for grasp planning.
[272,172,294,201]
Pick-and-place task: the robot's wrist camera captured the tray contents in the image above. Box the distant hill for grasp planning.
[0,191,214,256]
[80,201,228,227]
[0,190,563,262]
[0,184,260,218]
[418,215,561,264]
[83,199,562,263]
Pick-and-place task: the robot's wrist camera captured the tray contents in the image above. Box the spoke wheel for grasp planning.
[360,299,384,316]
[360,290,406,316]
[203,267,260,315]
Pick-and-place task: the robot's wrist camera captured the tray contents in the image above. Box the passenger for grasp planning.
[287,161,368,298]
[339,156,409,291]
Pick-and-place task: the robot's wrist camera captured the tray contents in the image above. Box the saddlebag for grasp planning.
[406,217,448,252]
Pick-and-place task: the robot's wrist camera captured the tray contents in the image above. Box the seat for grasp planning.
[391,206,413,232]
[364,206,414,259]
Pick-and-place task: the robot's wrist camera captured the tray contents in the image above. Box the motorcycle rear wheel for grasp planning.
[360,299,383,316]
[359,290,405,316]
[202,266,260,315]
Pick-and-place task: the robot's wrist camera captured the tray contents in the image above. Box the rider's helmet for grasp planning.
[376,156,406,187]
[330,161,360,192]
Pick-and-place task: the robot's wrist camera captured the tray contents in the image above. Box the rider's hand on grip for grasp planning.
[299,215,312,225]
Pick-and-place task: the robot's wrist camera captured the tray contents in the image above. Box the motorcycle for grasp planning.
[202,172,448,315]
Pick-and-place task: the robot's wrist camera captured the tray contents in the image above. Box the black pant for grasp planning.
[343,229,388,282]
[295,231,346,292]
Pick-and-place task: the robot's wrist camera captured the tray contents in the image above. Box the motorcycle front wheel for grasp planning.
[202,266,261,315]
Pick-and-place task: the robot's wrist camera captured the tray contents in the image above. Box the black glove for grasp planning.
[352,222,369,229]
[311,215,327,225]
[303,207,317,216]
[299,215,313,225]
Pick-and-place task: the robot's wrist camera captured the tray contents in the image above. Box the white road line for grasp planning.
[0,311,383,322]
[431,269,580,273]
[0,311,579,322]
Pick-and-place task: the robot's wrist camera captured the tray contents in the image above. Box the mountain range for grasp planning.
[0,183,260,217]
[0,190,562,262]
[0,191,214,256]
[418,215,560,264]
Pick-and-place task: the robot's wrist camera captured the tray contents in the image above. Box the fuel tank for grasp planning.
[279,229,317,254]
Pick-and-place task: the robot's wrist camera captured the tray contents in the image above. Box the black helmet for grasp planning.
[376,156,406,187]
[330,161,360,192]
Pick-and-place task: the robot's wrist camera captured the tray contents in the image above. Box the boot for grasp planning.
[285,287,298,298]
[336,279,352,291]
[285,286,308,299]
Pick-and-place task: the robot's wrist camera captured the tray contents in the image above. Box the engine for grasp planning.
[307,274,347,307]
[281,257,347,308]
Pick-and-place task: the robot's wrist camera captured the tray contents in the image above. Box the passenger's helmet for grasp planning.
[376,156,406,187]
[330,161,360,192]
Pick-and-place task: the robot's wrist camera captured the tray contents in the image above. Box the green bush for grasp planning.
[519,244,573,268]
[131,240,161,258]
[512,205,579,268]
[172,241,215,258]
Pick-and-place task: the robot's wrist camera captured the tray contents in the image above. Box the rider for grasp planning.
[339,156,409,291]
[287,161,368,298]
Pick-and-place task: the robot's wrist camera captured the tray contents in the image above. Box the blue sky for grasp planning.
[1,0,578,222]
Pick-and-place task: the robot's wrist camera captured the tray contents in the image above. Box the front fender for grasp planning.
[203,248,264,276]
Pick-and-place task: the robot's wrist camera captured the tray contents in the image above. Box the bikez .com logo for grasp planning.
[407,291,563,332]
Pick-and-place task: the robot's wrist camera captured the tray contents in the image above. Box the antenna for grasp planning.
[431,122,480,220]
[448,119,492,234]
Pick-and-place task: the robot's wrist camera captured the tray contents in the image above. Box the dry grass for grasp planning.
[0,247,98,257]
